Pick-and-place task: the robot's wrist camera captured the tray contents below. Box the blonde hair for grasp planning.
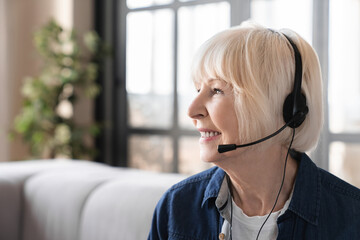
[191,21,323,152]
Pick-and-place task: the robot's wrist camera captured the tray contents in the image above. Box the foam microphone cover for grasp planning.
[218,144,237,153]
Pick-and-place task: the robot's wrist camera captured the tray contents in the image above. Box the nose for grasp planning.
[187,92,208,120]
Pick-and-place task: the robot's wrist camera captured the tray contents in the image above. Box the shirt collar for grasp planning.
[286,153,321,226]
[201,153,321,226]
[202,167,226,207]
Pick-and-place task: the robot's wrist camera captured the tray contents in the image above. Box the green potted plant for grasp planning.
[11,19,109,160]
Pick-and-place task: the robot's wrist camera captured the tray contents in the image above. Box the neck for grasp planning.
[215,145,299,216]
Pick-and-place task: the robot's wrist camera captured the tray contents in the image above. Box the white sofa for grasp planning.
[0,159,185,240]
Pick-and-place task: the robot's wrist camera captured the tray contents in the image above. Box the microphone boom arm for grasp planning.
[217,111,304,153]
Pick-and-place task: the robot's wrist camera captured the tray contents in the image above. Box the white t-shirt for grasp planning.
[220,194,292,240]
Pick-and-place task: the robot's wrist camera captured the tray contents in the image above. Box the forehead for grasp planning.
[206,78,222,84]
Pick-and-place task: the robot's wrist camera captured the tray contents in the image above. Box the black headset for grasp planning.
[282,34,309,128]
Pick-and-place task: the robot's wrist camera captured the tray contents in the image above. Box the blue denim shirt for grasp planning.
[148,154,360,240]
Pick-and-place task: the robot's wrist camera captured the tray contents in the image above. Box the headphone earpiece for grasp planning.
[282,34,308,129]
[283,92,308,128]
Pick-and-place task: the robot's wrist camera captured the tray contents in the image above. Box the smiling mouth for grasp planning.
[200,131,221,138]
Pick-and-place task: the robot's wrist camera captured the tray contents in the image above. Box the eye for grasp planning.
[213,88,224,94]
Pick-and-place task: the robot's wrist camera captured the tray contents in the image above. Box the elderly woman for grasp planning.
[148,22,360,240]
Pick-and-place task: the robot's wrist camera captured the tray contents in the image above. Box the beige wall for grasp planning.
[0,0,94,161]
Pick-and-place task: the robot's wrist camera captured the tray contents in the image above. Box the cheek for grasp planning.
[212,103,239,140]
[220,113,239,137]
[215,99,237,124]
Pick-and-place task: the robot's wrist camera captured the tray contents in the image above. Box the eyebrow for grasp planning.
[208,78,232,90]
[207,78,223,83]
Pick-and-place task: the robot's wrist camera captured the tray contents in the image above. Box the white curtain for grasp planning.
[0,0,9,162]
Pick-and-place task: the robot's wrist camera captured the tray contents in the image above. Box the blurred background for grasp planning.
[1,0,360,187]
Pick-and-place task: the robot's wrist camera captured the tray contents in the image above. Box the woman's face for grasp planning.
[188,78,240,163]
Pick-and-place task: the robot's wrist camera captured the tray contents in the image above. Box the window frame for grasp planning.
[95,0,360,173]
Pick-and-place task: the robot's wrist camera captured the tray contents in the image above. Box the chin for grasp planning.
[199,149,221,163]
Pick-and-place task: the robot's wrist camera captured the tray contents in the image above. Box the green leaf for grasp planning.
[11,19,109,160]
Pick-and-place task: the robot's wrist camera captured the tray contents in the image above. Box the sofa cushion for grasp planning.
[0,159,104,240]
[22,166,120,240]
[79,171,184,240]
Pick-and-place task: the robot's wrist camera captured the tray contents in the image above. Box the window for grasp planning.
[96,0,360,186]
[126,1,231,174]
[250,0,313,43]
[327,0,360,187]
